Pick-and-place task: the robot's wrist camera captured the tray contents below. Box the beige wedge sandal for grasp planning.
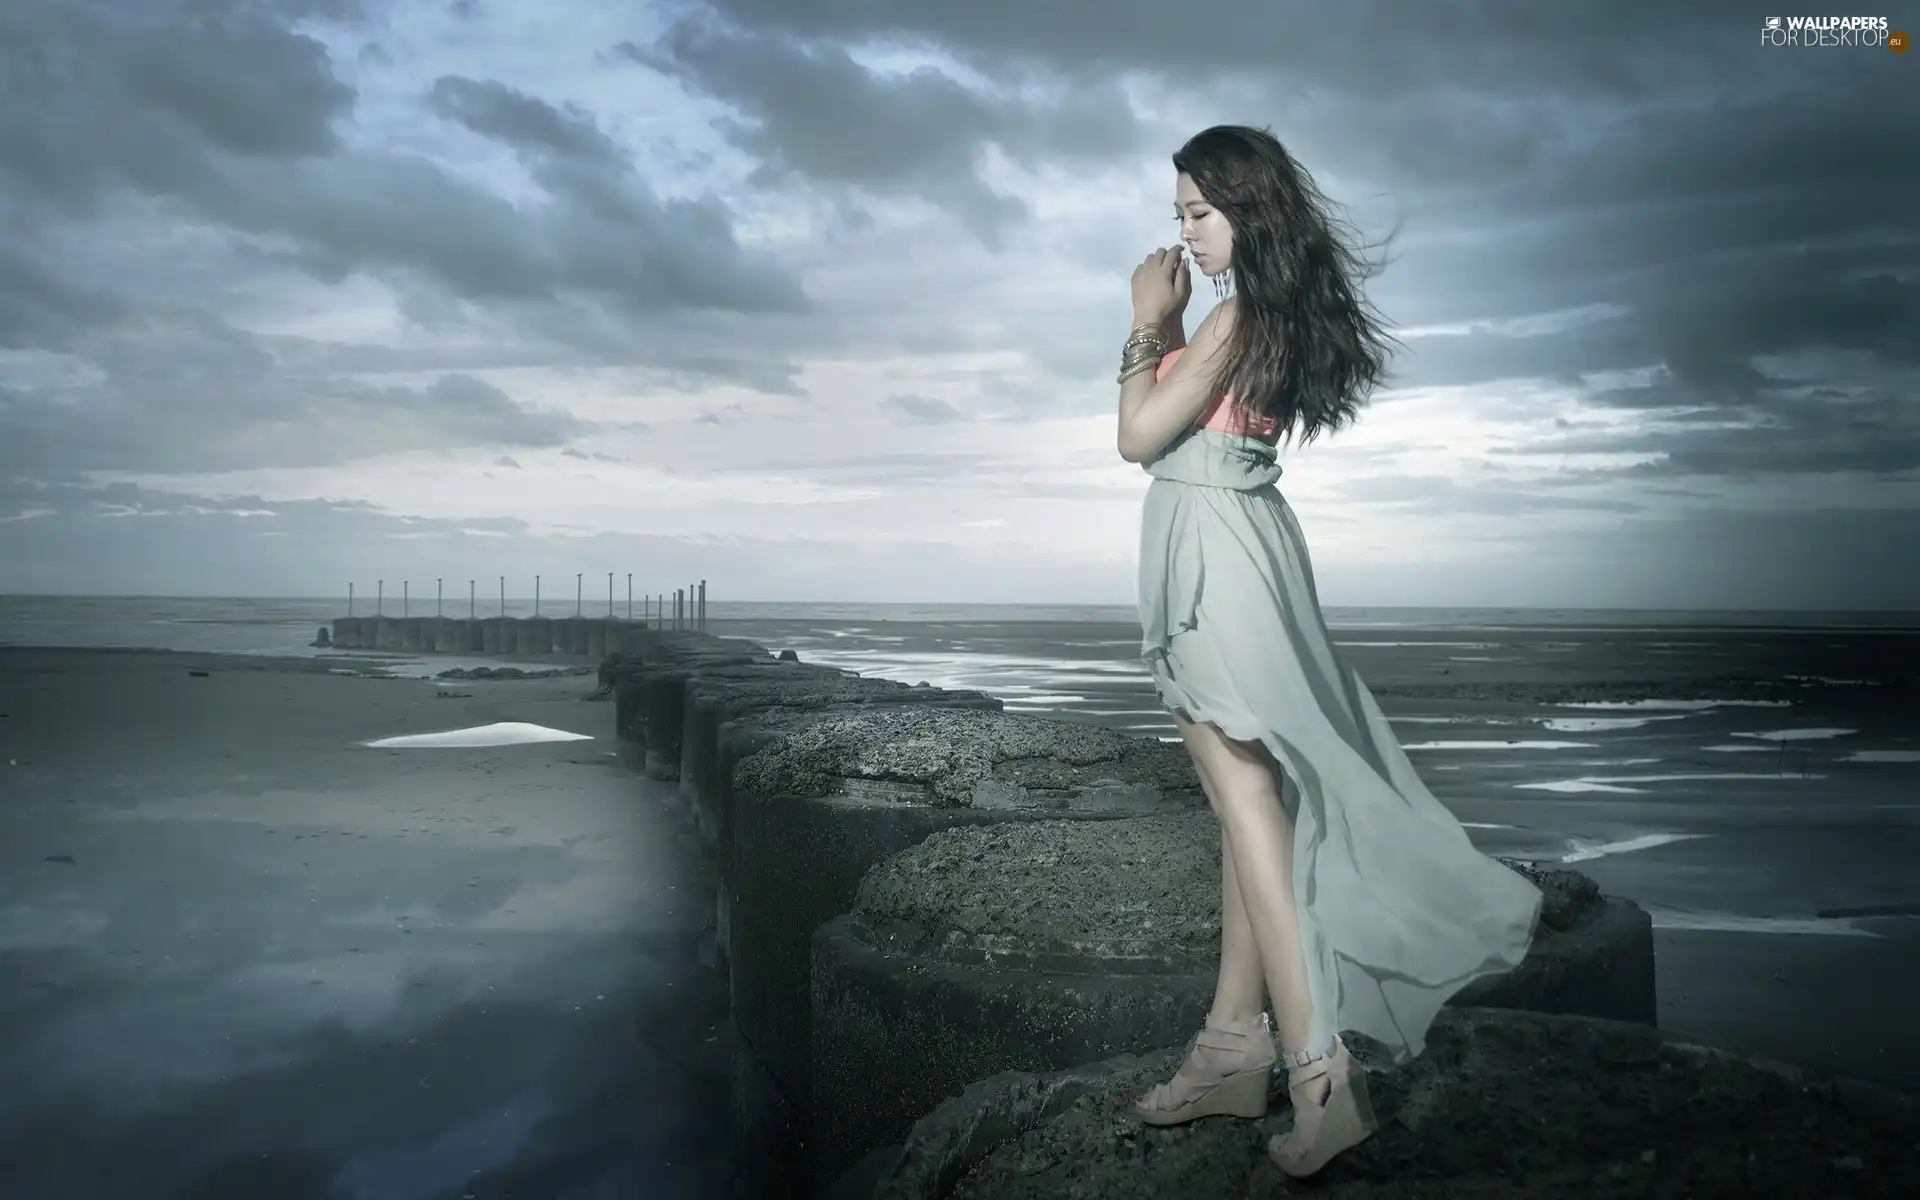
[1132,1012,1276,1126]
[1267,1036,1377,1177]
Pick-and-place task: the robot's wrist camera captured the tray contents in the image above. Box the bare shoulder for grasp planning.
[1193,295,1240,347]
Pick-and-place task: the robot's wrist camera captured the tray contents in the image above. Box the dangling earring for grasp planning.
[1213,268,1233,299]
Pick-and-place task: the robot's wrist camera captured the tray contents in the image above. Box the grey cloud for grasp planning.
[624,18,1142,246]
[0,244,129,349]
[1501,383,1920,480]
[427,76,626,169]
[0,1,352,213]
[690,1,1821,99]
[495,456,522,469]
[881,394,964,424]
[0,314,594,476]
[1326,473,1648,516]
[0,2,810,351]
[655,1,1912,449]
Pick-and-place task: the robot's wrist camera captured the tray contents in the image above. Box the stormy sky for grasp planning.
[0,0,1913,608]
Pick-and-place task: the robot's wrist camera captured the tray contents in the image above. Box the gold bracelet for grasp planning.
[1117,359,1160,384]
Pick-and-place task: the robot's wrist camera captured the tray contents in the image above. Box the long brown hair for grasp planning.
[1173,125,1399,447]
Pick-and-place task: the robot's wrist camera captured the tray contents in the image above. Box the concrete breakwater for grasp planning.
[868,1008,1920,1199]
[329,614,650,657]
[606,630,1692,1198]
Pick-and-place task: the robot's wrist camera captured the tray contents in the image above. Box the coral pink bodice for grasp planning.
[1155,346,1278,442]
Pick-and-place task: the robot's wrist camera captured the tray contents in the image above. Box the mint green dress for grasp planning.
[1138,421,1542,1062]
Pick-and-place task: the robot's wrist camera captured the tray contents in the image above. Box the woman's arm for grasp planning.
[1116,298,1236,464]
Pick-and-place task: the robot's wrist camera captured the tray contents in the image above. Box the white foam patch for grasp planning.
[1391,716,1515,725]
[1556,832,1708,862]
[1845,750,1920,763]
[364,722,593,748]
[1703,744,1780,753]
[1552,700,1791,711]
[1519,771,1826,794]
[1730,727,1857,743]
[1461,822,1516,829]
[1333,641,1499,648]
[1538,716,1692,732]
[1404,740,1598,751]
[1648,909,1881,938]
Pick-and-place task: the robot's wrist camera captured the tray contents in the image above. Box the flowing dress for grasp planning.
[1138,347,1542,1062]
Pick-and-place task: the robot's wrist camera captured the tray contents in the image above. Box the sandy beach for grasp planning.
[0,647,729,1199]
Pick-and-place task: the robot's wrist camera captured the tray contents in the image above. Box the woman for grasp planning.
[1115,125,1543,1178]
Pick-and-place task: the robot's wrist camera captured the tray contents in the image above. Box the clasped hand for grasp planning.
[1130,245,1191,326]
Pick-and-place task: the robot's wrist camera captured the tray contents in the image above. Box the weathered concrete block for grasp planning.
[726,706,1211,1191]
[481,617,509,653]
[643,671,690,781]
[808,811,1656,1183]
[586,619,608,658]
[524,616,553,654]
[680,663,1004,858]
[850,1006,1920,1200]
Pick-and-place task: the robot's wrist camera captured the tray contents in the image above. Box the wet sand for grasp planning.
[0,647,729,1199]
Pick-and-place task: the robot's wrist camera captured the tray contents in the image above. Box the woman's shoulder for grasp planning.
[1200,295,1241,336]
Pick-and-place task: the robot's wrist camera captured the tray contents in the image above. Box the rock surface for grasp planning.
[732,708,1203,811]
[870,1008,1920,1199]
[849,814,1606,974]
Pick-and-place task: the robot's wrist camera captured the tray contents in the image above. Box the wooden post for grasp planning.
[436,578,442,618]
[575,573,582,617]
[469,579,475,620]
[348,582,354,617]
[627,573,633,620]
[499,576,505,616]
[607,572,614,617]
[535,574,541,616]
[377,579,383,616]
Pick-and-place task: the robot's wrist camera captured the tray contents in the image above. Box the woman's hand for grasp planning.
[1130,246,1191,326]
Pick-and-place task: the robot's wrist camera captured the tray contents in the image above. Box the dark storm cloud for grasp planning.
[0,244,128,349]
[623,18,1144,246]
[0,1,352,213]
[0,0,818,484]
[632,0,1913,476]
[0,3,801,323]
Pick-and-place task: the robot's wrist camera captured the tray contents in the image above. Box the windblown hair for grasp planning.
[1172,125,1399,447]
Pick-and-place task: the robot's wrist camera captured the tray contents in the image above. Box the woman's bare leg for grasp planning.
[1179,718,1315,1052]
[1171,708,1267,1026]
[1131,710,1275,1118]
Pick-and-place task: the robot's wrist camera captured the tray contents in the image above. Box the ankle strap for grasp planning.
[1277,1036,1341,1070]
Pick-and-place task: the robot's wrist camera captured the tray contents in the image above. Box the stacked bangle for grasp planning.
[1118,321,1167,383]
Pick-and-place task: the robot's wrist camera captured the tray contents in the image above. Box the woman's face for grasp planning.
[1174,172,1232,276]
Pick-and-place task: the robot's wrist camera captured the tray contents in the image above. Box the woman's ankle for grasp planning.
[1205,1009,1269,1031]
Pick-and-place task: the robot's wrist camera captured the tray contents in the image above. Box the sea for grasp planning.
[2,594,1917,1089]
